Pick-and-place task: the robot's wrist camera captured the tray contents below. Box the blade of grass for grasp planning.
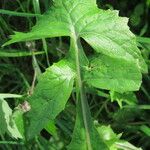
[137,36,150,44]
[16,69,30,89]
[0,49,45,57]
[16,0,34,29]
[0,16,13,34]
[42,38,50,66]
[33,0,41,14]
[140,125,150,137]
[124,105,150,110]
[16,0,26,13]
[0,94,22,99]
[0,9,42,17]
[33,0,50,66]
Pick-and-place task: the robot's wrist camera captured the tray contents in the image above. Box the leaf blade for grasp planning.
[4,1,146,72]
[25,60,75,139]
[0,99,22,139]
[84,55,142,92]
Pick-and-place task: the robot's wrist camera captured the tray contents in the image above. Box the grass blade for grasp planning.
[0,94,22,99]
[137,36,150,44]
[0,49,45,57]
[0,9,42,17]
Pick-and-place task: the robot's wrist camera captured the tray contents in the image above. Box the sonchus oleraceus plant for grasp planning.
[3,0,147,149]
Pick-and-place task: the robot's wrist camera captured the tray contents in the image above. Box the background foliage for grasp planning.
[0,0,150,149]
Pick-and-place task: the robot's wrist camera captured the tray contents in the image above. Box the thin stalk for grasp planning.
[32,50,41,78]
[72,36,92,150]
[33,0,50,67]
[42,38,50,66]
[28,71,37,95]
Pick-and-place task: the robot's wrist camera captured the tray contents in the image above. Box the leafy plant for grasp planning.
[2,0,147,149]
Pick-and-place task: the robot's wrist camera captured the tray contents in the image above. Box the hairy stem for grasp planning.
[72,36,92,150]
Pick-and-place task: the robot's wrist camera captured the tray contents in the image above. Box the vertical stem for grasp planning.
[72,36,92,150]
[32,0,50,67]
[42,38,50,66]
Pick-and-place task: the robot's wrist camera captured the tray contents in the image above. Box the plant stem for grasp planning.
[33,0,50,67]
[72,36,92,150]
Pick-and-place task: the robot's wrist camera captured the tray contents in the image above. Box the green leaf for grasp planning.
[12,109,25,139]
[115,141,142,150]
[96,125,142,150]
[44,120,57,136]
[0,99,22,139]
[67,99,108,150]
[140,125,150,137]
[96,125,121,150]
[3,0,146,72]
[84,55,142,92]
[25,60,75,139]
[110,91,137,108]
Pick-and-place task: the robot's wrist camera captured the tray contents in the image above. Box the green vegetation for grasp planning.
[0,0,150,150]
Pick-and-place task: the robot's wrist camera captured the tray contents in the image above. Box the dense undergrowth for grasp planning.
[0,0,150,150]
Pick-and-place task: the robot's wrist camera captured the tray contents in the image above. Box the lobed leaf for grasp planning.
[3,0,147,74]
